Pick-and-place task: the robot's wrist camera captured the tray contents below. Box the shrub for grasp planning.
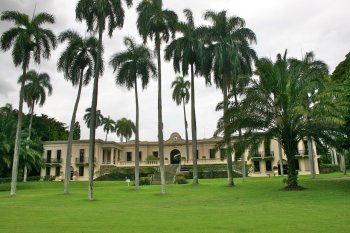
[319,164,340,173]
[43,175,56,181]
[95,167,157,181]
[139,177,151,185]
[175,175,187,184]
[146,155,159,161]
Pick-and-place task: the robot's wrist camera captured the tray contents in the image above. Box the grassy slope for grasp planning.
[0,172,349,233]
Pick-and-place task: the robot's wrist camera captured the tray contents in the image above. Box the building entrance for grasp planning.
[170,149,181,164]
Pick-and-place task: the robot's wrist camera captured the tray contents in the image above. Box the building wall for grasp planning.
[40,133,319,180]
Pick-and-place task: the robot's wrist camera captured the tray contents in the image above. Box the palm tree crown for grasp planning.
[84,107,104,129]
[19,70,53,110]
[102,116,116,141]
[1,11,57,68]
[58,30,102,87]
[171,76,190,106]
[115,118,135,142]
[110,37,156,89]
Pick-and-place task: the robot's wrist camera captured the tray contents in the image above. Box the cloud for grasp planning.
[1,0,349,142]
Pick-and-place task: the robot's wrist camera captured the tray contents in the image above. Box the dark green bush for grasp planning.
[139,177,151,185]
[43,175,56,181]
[319,164,340,173]
[95,167,157,181]
[175,175,187,184]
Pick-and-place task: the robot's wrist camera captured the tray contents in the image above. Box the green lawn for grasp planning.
[0,172,349,233]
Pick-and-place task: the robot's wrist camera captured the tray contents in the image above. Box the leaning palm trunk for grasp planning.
[223,75,234,186]
[24,103,35,182]
[88,29,103,201]
[134,79,140,190]
[307,138,315,179]
[64,72,84,194]
[233,91,246,182]
[155,36,166,194]
[182,97,189,161]
[190,64,198,184]
[11,57,29,196]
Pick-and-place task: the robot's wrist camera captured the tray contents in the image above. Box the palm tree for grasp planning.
[115,118,135,142]
[137,0,178,194]
[110,37,156,190]
[19,70,52,182]
[171,76,190,161]
[289,52,329,179]
[76,0,133,201]
[203,11,257,186]
[102,116,116,141]
[225,51,343,189]
[0,10,56,196]
[165,9,206,185]
[84,107,104,129]
[57,30,100,194]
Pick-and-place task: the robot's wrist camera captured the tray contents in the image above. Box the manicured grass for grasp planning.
[0,172,349,233]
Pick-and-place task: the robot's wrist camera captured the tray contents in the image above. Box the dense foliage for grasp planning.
[0,104,72,178]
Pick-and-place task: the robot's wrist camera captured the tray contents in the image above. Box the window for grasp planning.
[253,161,260,172]
[46,150,52,163]
[127,152,132,161]
[266,160,272,172]
[303,140,308,154]
[79,166,84,176]
[56,150,61,162]
[139,151,142,161]
[46,167,50,176]
[196,150,199,159]
[55,166,60,176]
[220,149,225,160]
[209,149,216,160]
[294,159,300,170]
[153,151,158,158]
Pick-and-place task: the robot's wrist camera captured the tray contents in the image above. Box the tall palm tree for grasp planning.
[165,9,206,184]
[289,52,329,179]
[57,30,101,194]
[0,11,56,196]
[171,76,190,161]
[84,107,104,129]
[110,37,156,190]
[19,70,52,182]
[137,0,178,194]
[102,116,116,141]
[76,0,133,201]
[225,51,343,189]
[115,118,135,142]
[203,11,256,186]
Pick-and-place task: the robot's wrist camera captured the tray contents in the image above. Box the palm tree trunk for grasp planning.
[190,64,198,185]
[64,71,84,194]
[223,75,234,186]
[278,139,284,176]
[11,56,29,196]
[233,91,246,182]
[88,27,103,201]
[105,132,108,141]
[134,79,140,190]
[24,103,35,182]
[307,138,315,179]
[341,153,347,175]
[155,35,166,194]
[182,98,189,162]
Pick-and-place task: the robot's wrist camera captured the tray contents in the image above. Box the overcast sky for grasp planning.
[0,0,349,142]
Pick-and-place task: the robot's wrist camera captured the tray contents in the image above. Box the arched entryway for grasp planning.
[170,149,181,164]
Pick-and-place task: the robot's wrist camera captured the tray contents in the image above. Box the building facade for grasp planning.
[41,132,319,180]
